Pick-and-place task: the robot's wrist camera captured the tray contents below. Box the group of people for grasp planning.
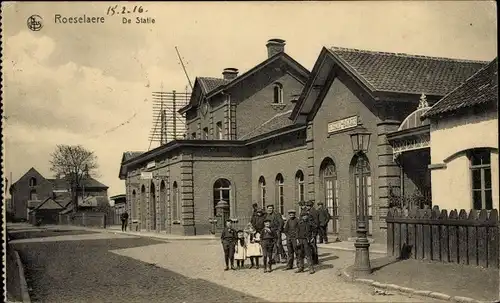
[220,200,332,274]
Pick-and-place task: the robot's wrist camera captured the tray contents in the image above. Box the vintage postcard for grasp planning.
[2,1,498,302]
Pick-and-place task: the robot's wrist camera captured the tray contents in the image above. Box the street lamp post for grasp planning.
[349,127,372,276]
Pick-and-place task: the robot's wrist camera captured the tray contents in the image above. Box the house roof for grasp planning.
[30,197,64,212]
[123,151,144,162]
[239,110,295,140]
[47,177,109,189]
[422,57,498,119]
[291,46,489,121]
[179,52,310,114]
[328,47,488,95]
[198,77,231,94]
[110,194,126,201]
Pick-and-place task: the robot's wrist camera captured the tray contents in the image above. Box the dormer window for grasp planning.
[273,82,283,104]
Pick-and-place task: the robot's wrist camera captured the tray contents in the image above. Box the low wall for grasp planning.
[59,212,107,228]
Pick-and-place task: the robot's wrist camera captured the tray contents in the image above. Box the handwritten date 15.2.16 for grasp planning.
[106,5,148,16]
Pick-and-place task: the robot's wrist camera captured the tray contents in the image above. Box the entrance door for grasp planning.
[325,178,339,234]
[355,172,372,236]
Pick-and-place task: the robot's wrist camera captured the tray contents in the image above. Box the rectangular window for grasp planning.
[216,122,223,140]
[470,149,493,210]
[279,186,284,214]
[202,127,209,140]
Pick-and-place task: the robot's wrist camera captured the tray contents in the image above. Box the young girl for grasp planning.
[244,223,262,269]
[234,230,247,269]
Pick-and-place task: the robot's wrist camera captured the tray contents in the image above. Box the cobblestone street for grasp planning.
[9,225,443,302]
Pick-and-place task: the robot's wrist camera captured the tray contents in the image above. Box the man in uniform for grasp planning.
[304,200,320,265]
[265,205,286,264]
[220,219,237,271]
[317,202,332,244]
[296,213,316,274]
[283,209,299,270]
[298,200,306,216]
[120,211,129,232]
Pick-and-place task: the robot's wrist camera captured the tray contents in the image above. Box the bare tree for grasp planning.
[49,145,99,213]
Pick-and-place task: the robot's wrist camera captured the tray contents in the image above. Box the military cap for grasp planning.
[288,209,297,214]
[266,204,275,209]
[305,200,314,206]
[263,219,271,223]
[225,219,233,223]
[317,202,324,205]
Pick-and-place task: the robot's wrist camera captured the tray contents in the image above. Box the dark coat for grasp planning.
[284,217,299,239]
[261,227,276,241]
[220,227,237,243]
[265,212,284,232]
[120,212,129,220]
[297,217,314,240]
[318,207,332,226]
[251,214,265,232]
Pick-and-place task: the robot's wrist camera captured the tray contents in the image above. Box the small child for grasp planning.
[260,219,276,273]
[234,230,247,269]
[244,223,262,269]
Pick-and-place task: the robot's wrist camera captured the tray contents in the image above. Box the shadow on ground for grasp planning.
[10,230,266,303]
[364,256,499,302]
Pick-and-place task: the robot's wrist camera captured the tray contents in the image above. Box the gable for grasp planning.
[13,167,48,187]
[34,197,64,210]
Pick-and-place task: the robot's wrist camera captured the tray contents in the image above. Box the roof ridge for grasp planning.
[329,46,490,64]
[239,109,293,140]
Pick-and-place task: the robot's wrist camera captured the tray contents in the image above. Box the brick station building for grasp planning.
[119,39,487,242]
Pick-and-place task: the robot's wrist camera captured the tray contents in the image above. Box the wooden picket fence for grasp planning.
[386,206,499,269]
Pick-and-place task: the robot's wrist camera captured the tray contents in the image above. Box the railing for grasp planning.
[386,206,499,268]
[59,212,107,228]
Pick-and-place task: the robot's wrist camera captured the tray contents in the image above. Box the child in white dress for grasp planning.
[234,230,247,269]
[244,223,262,269]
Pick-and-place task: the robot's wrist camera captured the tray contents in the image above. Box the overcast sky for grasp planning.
[2,1,497,198]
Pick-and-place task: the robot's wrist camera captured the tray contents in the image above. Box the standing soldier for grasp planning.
[304,200,320,265]
[317,202,332,244]
[283,209,299,270]
[264,205,286,264]
[120,211,129,232]
[260,219,276,273]
[296,213,316,274]
[220,219,237,271]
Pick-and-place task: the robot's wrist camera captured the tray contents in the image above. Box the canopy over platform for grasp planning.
[387,94,431,160]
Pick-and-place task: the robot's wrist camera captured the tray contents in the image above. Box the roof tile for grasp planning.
[239,110,294,140]
[198,77,231,94]
[329,47,488,96]
[423,58,498,118]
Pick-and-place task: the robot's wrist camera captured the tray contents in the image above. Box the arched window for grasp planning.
[29,177,37,187]
[131,190,137,219]
[273,83,283,104]
[172,182,180,221]
[150,182,156,230]
[213,178,231,216]
[468,148,493,210]
[321,158,338,234]
[258,176,266,208]
[351,154,372,236]
[140,185,146,229]
[160,181,166,230]
[275,174,285,214]
[295,170,305,203]
[29,189,38,200]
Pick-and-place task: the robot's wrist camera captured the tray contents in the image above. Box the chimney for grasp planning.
[222,68,238,81]
[266,38,286,58]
